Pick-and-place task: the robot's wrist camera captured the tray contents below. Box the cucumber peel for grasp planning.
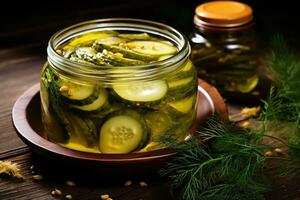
[168,95,196,114]
[71,88,108,111]
[127,41,177,56]
[112,80,168,102]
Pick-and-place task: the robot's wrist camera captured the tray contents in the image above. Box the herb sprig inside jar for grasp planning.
[41,19,197,154]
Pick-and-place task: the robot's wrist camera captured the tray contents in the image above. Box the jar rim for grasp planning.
[47,18,190,83]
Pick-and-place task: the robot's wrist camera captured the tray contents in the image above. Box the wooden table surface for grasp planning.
[1,43,300,200]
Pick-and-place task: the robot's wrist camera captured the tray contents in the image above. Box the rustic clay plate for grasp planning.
[12,79,227,174]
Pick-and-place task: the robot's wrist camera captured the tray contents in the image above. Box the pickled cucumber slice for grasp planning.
[118,33,151,40]
[112,80,168,102]
[99,110,149,153]
[145,111,172,140]
[64,113,98,147]
[64,31,117,48]
[58,79,101,106]
[71,88,108,111]
[93,43,156,62]
[182,60,193,72]
[127,41,177,56]
[168,95,196,113]
[59,81,94,100]
[95,36,125,46]
[168,77,194,89]
[96,52,145,66]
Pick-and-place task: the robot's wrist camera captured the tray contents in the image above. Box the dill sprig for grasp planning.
[260,35,300,178]
[261,35,300,129]
[159,35,300,199]
[160,117,269,200]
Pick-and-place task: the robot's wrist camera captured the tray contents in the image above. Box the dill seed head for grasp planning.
[124,180,132,186]
[32,175,43,181]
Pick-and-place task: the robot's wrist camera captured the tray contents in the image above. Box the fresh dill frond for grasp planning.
[261,35,300,129]
[260,35,300,178]
[159,117,269,200]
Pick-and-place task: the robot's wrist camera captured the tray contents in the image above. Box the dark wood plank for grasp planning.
[1,148,300,200]
[0,44,45,153]
[0,152,172,200]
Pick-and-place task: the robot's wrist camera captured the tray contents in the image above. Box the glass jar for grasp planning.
[40,18,197,154]
[190,1,260,102]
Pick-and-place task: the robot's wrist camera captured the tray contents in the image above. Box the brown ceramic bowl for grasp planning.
[12,79,227,174]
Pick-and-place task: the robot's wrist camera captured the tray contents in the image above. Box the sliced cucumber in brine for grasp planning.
[59,80,94,100]
[93,43,156,62]
[158,54,173,61]
[58,79,100,105]
[168,77,194,90]
[99,110,149,153]
[118,33,151,40]
[112,80,168,102]
[182,60,194,72]
[127,41,177,56]
[64,31,118,48]
[94,36,125,46]
[168,95,196,114]
[144,111,172,140]
[71,88,108,111]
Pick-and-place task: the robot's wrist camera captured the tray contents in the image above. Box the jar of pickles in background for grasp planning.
[190,1,262,103]
[40,18,198,154]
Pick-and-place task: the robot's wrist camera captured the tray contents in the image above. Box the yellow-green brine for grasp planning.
[40,19,197,154]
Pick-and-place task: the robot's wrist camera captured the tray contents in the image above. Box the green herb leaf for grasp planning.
[159,117,269,200]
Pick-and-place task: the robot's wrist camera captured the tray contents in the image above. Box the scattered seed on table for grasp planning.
[275,148,283,154]
[65,194,72,199]
[66,180,76,187]
[124,180,132,186]
[32,175,43,180]
[241,121,250,129]
[265,151,273,157]
[30,165,34,170]
[101,194,110,199]
[54,188,62,196]
[139,181,148,187]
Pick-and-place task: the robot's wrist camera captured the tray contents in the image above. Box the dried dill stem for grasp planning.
[0,160,23,179]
